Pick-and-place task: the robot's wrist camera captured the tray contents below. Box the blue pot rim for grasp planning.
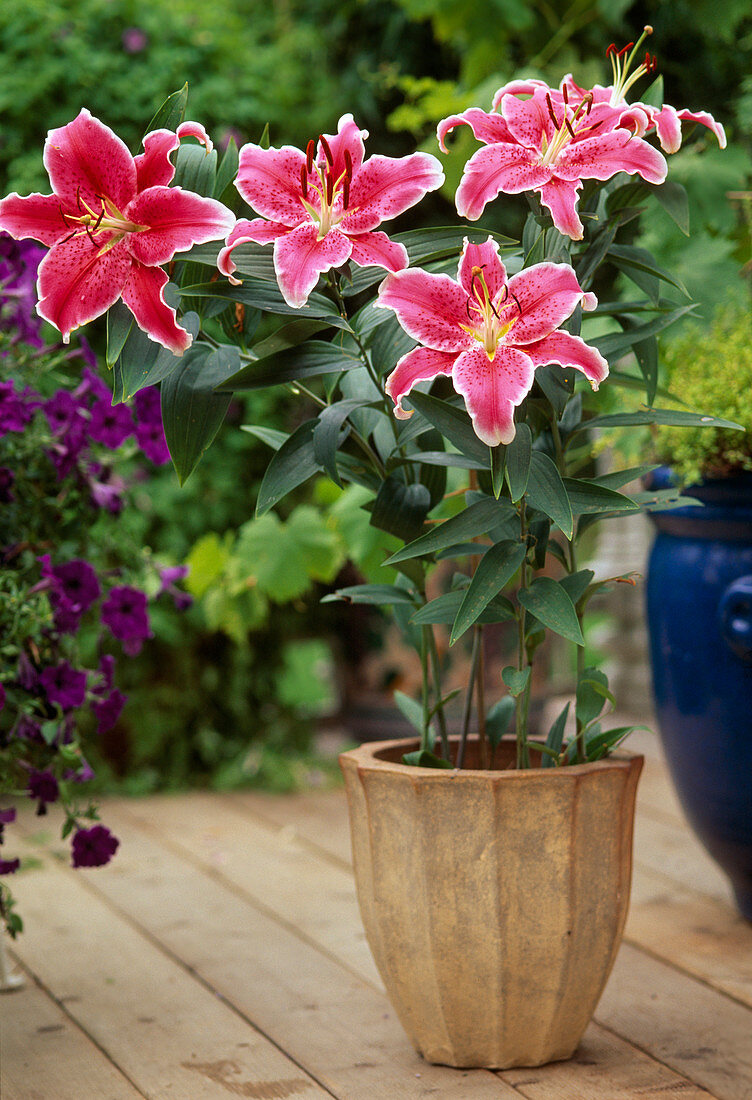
[647,468,752,539]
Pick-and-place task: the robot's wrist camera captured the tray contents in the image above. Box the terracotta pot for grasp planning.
[339,736,643,1069]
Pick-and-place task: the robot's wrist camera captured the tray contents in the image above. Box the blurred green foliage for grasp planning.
[655,301,752,485]
[0,0,450,195]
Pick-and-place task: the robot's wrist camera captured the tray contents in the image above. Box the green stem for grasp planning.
[457,624,483,769]
[515,497,531,769]
[420,626,432,754]
[426,625,450,761]
[476,627,489,769]
[569,539,587,764]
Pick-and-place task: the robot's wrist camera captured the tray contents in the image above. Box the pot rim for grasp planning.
[340,734,643,780]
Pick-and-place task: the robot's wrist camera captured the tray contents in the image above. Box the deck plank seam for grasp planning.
[620,932,752,1013]
[94,802,387,996]
[4,953,151,1100]
[590,1018,722,1099]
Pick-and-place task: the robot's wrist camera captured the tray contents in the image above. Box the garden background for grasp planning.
[2,0,750,794]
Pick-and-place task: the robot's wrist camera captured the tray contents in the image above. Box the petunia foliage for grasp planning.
[0,29,738,783]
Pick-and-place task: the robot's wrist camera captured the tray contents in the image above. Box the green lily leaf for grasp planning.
[255,420,321,515]
[526,451,573,538]
[450,540,526,644]
[386,496,512,565]
[502,666,530,697]
[518,577,584,646]
[505,423,531,502]
[161,343,239,485]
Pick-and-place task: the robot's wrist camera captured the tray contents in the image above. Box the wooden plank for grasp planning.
[231,789,354,868]
[626,867,752,1008]
[16,808,521,1099]
[0,968,145,1100]
[633,805,734,903]
[112,792,381,988]
[105,797,734,1100]
[597,943,752,1100]
[500,1022,717,1099]
[8,833,334,1100]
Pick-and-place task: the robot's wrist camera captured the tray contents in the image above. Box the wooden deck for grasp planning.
[3,728,752,1099]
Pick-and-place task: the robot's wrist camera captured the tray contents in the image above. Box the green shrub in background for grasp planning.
[655,300,752,485]
[0,0,451,196]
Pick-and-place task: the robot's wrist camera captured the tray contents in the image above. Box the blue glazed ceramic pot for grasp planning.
[646,471,752,920]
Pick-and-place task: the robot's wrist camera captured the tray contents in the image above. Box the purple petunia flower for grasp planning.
[0,233,45,346]
[38,555,101,634]
[12,714,43,742]
[74,365,111,403]
[71,824,119,868]
[158,564,193,610]
[40,660,87,710]
[27,768,60,810]
[90,688,127,734]
[88,399,134,449]
[93,654,116,696]
[101,586,151,655]
[0,380,34,436]
[87,465,127,514]
[135,420,171,464]
[0,858,20,875]
[16,652,38,691]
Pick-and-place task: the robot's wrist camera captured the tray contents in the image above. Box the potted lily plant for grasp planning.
[0,27,733,1068]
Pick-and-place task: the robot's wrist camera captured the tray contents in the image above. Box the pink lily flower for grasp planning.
[439,82,667,240]
[218,114,444,308]
[377,237,608,448]
[0,109,236,354]
[560,32,726,154]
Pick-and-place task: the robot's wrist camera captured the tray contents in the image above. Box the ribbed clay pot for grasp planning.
[339,736,643,1069]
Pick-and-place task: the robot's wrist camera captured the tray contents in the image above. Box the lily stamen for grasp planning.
[319,134,334,166]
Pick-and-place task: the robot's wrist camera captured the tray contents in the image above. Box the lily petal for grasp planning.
[217,215,290,281]
[676,108,727,149]
[538,177,584,240]
[491,79,551,110]
[501,91,553,150]
[437,108,513,153]
[320,114,367,177]
[347,230,408,273]
[135,121,215,192]
[457,237,507,300]
[522,330,608,389]
[0,192,72,246]
[37,233,132,343]
[385,346,456,419]
[121,262,193,355]
[43,108,136,213]
[452,343,534,447]
[455,143,549,220]
[341,152,444,235]
[649,104,682,154]
[217,217,289,282]
[235,143,308,228]
[376,269,471,352]
[273,223,352,307]
[556,129,667,185]
[125,186,235,266]
[505,263,591,344]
